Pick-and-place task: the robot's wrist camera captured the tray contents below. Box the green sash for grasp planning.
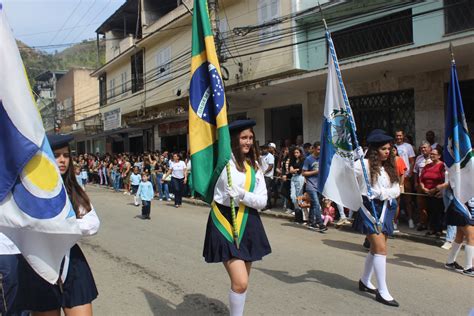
[211,162,256,243]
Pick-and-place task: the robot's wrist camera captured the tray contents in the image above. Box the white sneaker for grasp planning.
[408,219,415,229]
[441,241,452,250]
[393,223,399,232]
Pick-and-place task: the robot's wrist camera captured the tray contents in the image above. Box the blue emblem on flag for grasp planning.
[189,62,225,125]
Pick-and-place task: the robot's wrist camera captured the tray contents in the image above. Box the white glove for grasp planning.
[227,185,245,200]
[354,146,365,160]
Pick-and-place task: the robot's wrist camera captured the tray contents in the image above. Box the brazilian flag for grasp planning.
[189,0,231,203]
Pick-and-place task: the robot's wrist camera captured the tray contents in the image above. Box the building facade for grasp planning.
[90,0,474,154]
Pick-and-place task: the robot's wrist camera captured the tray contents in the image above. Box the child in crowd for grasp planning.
[80,165,88,191]
[130,167,142,206]
[75,165,84,190]
[136,172,154,220]
[322,198,336,227]
[297,192,311,224]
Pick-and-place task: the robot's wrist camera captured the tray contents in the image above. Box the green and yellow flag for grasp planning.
[189,0,231,203]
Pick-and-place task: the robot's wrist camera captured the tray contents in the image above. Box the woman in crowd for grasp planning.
[279,146,292,213]
[419,148,446,237]
[289,147,305,223]
[203,119,271,316]
[17,134,100,316]
[353,129,400,307]
[163,153,187,207]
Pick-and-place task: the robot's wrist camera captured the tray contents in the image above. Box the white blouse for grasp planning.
[213,158,267,210]
[355,159,400,201]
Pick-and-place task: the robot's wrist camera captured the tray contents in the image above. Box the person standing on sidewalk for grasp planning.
[394,129,416,228]
[163,153,187,208]
[353,129,400,307]
[302,142,327,231]
[259,144,274,210]
[203,119,271,316]
[413,141,432,231]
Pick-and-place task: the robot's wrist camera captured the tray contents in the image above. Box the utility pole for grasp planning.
[208,0,223,62]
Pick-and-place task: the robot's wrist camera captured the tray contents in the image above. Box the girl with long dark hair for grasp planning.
[353,130,400,307]
[17,134,100,316]
[203,120,271,316]
[289,147,305,224]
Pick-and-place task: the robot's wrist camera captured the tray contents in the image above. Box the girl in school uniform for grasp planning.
[203,119,271,316]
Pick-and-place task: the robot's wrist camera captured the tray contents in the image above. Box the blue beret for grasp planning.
[47,134,74,150]
[228,119,256,133]
[366,129,393,144]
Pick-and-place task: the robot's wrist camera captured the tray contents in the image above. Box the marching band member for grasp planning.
[203,119,272,316]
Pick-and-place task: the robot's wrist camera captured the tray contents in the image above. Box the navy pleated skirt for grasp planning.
[203,203,271,263]
[446,203,474,227]
[17,244,98,311]
[353,197,397,236]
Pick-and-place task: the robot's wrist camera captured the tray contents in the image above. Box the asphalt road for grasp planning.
[81,186,472,316]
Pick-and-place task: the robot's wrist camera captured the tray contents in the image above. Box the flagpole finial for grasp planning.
[317,2,328,30]
[449,42,455,64]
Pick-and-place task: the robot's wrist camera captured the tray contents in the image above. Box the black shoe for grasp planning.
[358,280,376,294]
[318,224,328,232]
[445,261,464,272]
[375,290,399,307]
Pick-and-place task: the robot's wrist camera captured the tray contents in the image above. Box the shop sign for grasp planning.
[103,109,121,131]
[159,120,188,137]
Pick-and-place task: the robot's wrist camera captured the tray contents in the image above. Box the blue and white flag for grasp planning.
[444,61,474,220]
[318,31,362,211]
[0,4,81,284]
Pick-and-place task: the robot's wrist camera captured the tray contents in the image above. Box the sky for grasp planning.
[2,0,126,53]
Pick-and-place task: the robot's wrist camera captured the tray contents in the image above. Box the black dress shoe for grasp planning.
[358,280,376,294]
[375,290,399,307]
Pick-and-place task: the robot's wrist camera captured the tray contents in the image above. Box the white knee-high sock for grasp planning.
[360,253,376,290]
[447,242,463,264]
[229,289,247,316]
[373,254,394,301]
[465,245,474,270]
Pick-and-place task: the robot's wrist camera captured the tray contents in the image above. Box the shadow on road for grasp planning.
[254,268,371,299]
[321,239,444,270]
[321,239,368,253]
[140,287,229,316]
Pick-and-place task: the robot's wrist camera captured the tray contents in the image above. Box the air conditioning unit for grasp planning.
[72,123,78,130]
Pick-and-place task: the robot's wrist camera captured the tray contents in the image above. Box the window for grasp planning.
[99,73,107,106]
[109,78,116,98]
[121,72,127,94]
[444,0,474,34]
[131,50,144,93]
[349,89,415,143]
[332,9,413,60]
[156,47,171,81]
[258,0,280,44]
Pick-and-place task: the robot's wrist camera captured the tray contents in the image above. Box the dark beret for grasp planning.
[47,134,74,150]
[228,119,256,133]
[366,129,393,145]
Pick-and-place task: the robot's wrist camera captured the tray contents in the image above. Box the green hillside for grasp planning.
[18,40,105,86]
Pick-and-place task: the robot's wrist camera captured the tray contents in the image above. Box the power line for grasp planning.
[47,0,83,46]
[57,0,99,45]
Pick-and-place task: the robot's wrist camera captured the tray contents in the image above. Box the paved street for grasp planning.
[82,186,472,315]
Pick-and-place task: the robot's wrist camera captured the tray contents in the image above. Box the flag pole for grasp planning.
[208,0,240,248]
[322,19,382,233]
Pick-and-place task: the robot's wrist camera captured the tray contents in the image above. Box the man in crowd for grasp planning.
[302,142,327,231]
[303,143,312,158]
[425,130,439,150]
[413,141,432,231]
[394,129,416,228]
[260,144,275,210]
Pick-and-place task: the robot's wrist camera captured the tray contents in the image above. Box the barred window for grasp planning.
[332,9,413,60]
[444,0,474,34]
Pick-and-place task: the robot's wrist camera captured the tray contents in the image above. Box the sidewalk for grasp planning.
[181,196,446,247]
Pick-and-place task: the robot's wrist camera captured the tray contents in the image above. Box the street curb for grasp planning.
[180,197,444,247]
